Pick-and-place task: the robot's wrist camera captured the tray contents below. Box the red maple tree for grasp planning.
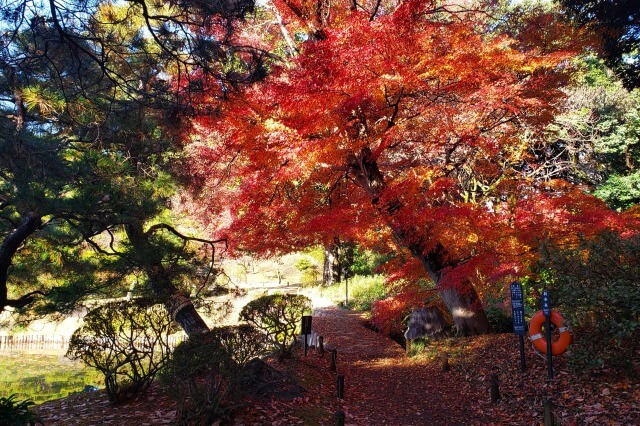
[184,0,634,334]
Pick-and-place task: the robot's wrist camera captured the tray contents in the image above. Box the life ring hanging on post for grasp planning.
[529,310,572,356]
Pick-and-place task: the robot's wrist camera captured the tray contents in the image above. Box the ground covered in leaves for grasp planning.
[35,307,639,425]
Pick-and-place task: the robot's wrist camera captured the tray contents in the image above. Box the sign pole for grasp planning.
[541,289,553,380]
[302,315,312,357]
[519,335,526,371]
[510,282,526,371]
[343,267,349,307]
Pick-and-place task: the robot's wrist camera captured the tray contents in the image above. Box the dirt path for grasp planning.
[31,292,639,425]
[312,306,488,426]
[32,290,492,425]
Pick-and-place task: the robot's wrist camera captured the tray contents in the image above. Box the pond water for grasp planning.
[0,351,103,405]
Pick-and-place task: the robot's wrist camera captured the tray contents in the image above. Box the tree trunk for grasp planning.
[439,284,489,335]
[322,239,341,285]
[0,212,43,311]
[347,148,489,335]
[125,221,209,337]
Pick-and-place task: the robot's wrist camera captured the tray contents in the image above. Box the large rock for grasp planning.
[404,306,449,340]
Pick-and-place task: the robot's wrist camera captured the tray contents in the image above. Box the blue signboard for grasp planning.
[510,281,526,336]
[541,289,551,316]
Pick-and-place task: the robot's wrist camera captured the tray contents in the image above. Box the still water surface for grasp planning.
[0,351,103,404]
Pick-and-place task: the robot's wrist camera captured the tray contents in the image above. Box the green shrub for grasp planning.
[0,394,42,426]
[159,325,269,425]
[66,298,176,403]
[538,231,640,373]
[239,294,312,359]
[350,247,391,276]
[484,297,512,333]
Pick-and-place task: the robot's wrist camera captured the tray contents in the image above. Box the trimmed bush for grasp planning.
[159,325,269,425]
[239,294,312,359]
[66,298,176,403]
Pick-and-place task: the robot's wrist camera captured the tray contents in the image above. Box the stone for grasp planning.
[404,306,449,340]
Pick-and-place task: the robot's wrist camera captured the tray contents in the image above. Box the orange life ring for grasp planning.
[529,310,572,356]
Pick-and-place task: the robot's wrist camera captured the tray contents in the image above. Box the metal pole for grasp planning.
[345,274,349,307]
[541,289,553,380]
[545,313,553,380]
[519,335,526,371]
[304,332,308,356]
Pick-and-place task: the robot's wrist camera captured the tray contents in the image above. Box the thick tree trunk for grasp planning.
[125,221,209,338]
[0,212,43,311]
[347,148,489,335]
[439,285,488,335]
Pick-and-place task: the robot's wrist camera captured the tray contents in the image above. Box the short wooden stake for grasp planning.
[544,399,554,426]
[337,375,345,399]
[330,349,337,372]
[441,352,450,372]
[490,373,500,403]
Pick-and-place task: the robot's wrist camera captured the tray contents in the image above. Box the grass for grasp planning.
[320,275,387,311]
[0,352,102,404]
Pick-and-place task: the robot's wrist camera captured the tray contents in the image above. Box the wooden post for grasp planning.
[441,352,450,372]
[318,336,324,357]
[543,399,554,426]
[337,375,344,399]
[490,373,500,403]
[330,349,337,372]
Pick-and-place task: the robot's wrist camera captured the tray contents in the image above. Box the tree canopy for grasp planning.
[1,0,638,339]
[0,0,262,335]
[182,0,639,334]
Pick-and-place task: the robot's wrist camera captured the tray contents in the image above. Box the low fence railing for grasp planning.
[0,334,70,351]
[0,334,185,351]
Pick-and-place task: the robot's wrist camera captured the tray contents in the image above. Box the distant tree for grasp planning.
[557,0,640,89]
[543,57,640,210]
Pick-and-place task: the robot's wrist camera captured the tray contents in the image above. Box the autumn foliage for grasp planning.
[184,0,638,333]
